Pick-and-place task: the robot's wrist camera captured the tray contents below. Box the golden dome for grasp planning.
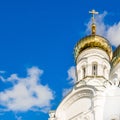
[74,35,113,61]
[112,45,120,66]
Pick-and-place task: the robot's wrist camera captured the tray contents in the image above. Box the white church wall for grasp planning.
[65,97,92,120]
[55,88,95,120]
[103,86,120,120]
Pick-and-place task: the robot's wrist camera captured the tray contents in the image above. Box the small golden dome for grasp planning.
[74,35,113,61]
[112,45,120,66]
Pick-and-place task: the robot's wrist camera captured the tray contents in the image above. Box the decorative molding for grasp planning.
[62,89,93,110]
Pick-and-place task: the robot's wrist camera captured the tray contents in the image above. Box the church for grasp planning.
[48,10,120,120]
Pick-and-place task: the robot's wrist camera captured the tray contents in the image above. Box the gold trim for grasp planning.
[112,57,120,66]
[112,45,120,66]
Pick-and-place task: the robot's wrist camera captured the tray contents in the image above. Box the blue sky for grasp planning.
[0,0,120,120]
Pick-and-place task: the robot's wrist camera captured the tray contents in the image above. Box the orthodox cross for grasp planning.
[89,9,99,24]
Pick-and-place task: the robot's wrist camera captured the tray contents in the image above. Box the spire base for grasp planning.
[91,23,96,35]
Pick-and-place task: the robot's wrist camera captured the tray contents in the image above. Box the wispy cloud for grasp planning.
[67,66,76,84]
[62,66,76,97]
[0,67,54,112]
[106,22,120,47]
[62,88,72,97]
[15,115,22,120]
[86,11,120,47]
[0,71,5,74]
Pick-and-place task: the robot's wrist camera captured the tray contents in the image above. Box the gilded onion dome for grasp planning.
[74,35,113,61]
[74,10,113,62]
[112,45,120,66]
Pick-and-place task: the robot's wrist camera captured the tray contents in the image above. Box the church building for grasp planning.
[48,10,120,120]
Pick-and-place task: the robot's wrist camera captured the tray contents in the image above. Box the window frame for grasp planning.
[92,62,97,76]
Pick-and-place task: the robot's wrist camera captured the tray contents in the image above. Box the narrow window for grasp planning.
[92,63,97,76]
[82,66,86,78]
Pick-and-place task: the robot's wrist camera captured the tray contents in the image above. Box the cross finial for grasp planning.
[89,9,99,24]
[89,9,99,35]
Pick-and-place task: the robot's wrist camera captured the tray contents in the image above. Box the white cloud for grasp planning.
[0,67,54,112]
[86,11,120,47]
[62,66,76,97]
[67,66,76,84]
[106,22,120,47]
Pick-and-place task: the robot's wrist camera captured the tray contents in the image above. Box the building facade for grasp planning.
[48,10,120,120]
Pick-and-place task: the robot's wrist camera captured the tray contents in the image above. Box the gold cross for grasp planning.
[89,9,99,23]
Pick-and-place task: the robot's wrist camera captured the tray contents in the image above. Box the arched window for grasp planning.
[82,66,86,78]
[92,63,97,76]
